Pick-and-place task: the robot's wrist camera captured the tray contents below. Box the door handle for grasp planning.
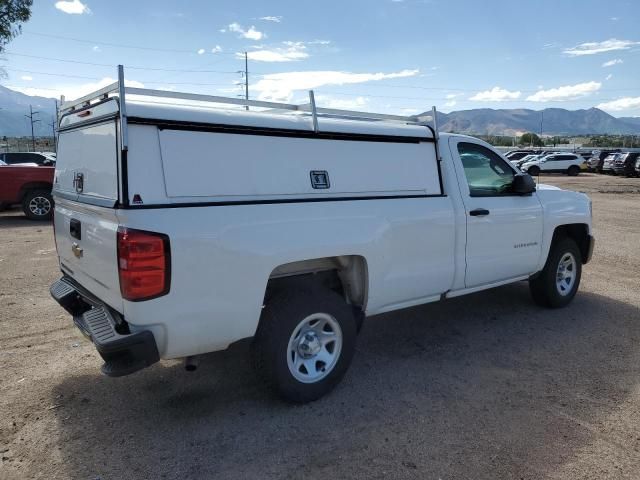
[469,208,490,217]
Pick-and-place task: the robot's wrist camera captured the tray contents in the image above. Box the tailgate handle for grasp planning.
[70,219,81,240]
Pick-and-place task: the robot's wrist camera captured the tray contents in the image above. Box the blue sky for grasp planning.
[2,0,640,116]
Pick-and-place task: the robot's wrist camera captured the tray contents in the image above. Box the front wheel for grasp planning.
[22,189,53,221]
[567,165,580,176]
[252,286,358,403]
[529,237,582,308]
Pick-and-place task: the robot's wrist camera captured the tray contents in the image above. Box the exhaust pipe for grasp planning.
[184,355,200,372]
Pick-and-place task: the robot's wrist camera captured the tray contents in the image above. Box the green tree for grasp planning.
[0,1,32,53]
[520,132,544,147]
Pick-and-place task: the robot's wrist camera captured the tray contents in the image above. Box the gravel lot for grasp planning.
[1,173,639,480]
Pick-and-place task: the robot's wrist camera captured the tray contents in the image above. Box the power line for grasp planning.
[24,31,237,55]
[2,52,239,73]
[2,68,233,86]
[4,52,639,95]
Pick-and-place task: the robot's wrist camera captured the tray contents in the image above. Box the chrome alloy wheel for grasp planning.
[556,252,577,296]
[29,196,51,217]
[287,313,342,383]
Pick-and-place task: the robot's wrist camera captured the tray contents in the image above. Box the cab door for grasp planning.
[449,138,544,288]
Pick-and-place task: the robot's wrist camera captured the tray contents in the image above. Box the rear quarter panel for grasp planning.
[118,197,456,358]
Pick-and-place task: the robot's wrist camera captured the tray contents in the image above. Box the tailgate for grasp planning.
[53,117,123,312]
[54,199,123,312]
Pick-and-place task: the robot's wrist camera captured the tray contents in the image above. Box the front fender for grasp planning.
[535,185,592,272]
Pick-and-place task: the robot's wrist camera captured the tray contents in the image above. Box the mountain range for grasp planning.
[430,107,640,136]
[0,85,57,137]
[0,85,639,137]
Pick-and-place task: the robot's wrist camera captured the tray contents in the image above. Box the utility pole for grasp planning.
[50,100,59,152]
[244,51,249,111]
[25,104,40,152]
[540,111,544,140]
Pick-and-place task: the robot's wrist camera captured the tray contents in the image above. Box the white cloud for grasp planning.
[564,38,639,56]
[211,45,222,53]
[242,41,309,62]
[597,96,640,112]
[469,87,521,102]
[197,48,205,55]
[252,69,419,101]
[602,58,623,67]
[446,93,462,99]
[10,77,144,101]
[227,22,265,40]
[259,16,282,22]
[308,40,331,45]
[445,100,457,107]
[315,95,369,110]
[20,75,33,81]
[54,0,90,15]
[606,74,613,81]
[526,81,601,102]
[92,45,100,52]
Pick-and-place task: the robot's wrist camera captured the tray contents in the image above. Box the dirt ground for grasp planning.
[1,173,639,480]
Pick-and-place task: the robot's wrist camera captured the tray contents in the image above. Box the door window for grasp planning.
[457,142,516,197]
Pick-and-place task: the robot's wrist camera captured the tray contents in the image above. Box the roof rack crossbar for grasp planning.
[58,65,437,127]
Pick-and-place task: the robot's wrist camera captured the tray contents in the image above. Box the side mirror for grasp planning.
[512,173,536,195]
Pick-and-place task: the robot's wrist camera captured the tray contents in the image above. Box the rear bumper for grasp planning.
[50,277,159,377]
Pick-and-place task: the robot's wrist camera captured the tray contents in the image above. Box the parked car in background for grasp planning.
[518,154,547,169]
[577,150,594,162]
[636,157,640,177]
[588,150,621,172]
[612,152,640,176]
[0,163,55,219]
[509,154,539,168]
[521,153,584,176]
[601,153,620,174]
[0,159,39,167]
[505,150,536,161]
[0,152,56,166]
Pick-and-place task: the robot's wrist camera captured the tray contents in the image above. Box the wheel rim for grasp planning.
[556,252,577,296]
[28,196,51,217]
[287,313,342,384]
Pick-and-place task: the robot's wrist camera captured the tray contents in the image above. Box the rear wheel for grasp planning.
[528,166,540,176]
[567,165,580,176]
[22,189,53,221]
[529,237,582,308]
[252,286,358,403]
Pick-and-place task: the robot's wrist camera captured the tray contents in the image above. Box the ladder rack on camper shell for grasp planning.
[59,65,440,151]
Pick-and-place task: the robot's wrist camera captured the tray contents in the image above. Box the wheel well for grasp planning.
[265,255,368,309]
[553,224,590,263]
[19,182,52,202]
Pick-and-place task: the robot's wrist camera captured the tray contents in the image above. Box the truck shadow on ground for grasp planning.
[51,284,640,479]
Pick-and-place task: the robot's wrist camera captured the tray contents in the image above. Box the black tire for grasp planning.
[22,189,53,221]
[252,286,357,403]
[529,237,582,308]
[567,165,580,176]
[528,166,540,176]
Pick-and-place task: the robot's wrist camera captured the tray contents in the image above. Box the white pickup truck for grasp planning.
[50,68,594,402]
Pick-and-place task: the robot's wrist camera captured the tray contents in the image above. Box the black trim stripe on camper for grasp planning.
[126,117,435,144]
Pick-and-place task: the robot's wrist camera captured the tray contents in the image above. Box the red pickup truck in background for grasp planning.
[0,164,55,220]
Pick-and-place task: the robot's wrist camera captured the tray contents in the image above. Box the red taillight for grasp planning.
[117,227,170,301]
